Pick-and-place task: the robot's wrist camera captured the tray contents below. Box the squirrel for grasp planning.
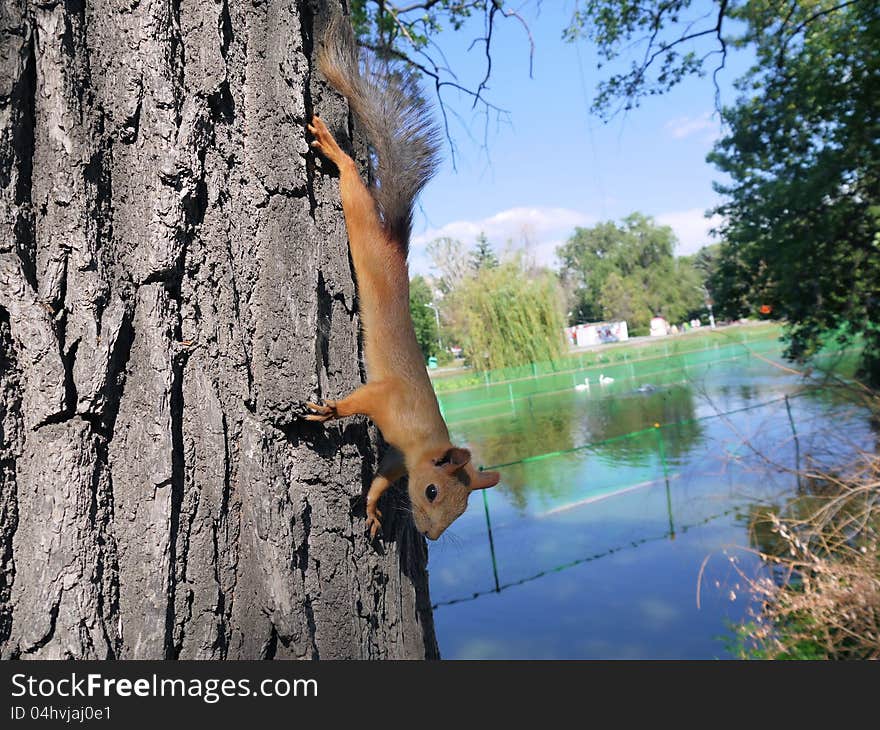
[304,14,500,541]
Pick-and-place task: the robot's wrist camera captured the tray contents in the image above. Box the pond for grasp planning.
[428,336,874,659]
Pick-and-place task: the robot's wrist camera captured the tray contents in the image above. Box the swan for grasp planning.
[574,377,590,392]
[599,374,615,386]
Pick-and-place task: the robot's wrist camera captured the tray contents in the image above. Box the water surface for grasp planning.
[428,339,872,658]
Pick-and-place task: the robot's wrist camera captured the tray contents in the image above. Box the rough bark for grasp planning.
[0,0,438,659]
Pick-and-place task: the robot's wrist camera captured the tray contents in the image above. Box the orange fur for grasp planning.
[304,16,499,540]
[306,111,499,540]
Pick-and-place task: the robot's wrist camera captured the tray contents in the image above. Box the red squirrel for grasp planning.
[305,15,500,540]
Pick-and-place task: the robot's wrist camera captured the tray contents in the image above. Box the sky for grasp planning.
[405,1,754,276]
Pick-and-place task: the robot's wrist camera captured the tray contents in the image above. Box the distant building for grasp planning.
[650,316,670,337]
[565,321,629,347]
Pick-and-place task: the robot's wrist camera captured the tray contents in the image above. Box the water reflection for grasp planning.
[430,348,876,659]
[435,495,738,610]
[456,382,705,514]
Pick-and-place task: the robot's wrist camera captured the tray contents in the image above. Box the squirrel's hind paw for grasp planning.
[367,512,382,540]
[365,507,383,540]
[303,400,338,422]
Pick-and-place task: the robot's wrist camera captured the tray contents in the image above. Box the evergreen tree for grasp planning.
[409,276,440,360]
[470,232,499,271]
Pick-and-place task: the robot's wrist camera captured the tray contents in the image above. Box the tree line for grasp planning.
[405,1,878,382]
[411,234,566,370]
[410,213,721,368]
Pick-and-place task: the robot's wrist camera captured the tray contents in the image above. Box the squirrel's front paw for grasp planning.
[304,400,339,422]
[365,501,383,540]
[308,115,342,163]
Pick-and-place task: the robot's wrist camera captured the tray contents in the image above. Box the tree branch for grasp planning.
[362,41,510,169]
[362,0,534,161]
[777,0,862,67]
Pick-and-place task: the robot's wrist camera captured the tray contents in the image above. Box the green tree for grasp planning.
[563,0,880,380]
[599,271,648,325]
[687,243,722,284]
[679,243,723,319]
[470,232,499,271]
[444,257,566,371]
[705,241,756,321]
[409,275,440,360]
[557,219,626,322]
[643,257,705,326]
[557,212,703,331]
[707,2,880,379]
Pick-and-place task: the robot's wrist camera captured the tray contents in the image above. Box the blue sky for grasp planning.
[407,1,753,275]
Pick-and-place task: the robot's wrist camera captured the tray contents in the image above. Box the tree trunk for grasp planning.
[0,0,438,659]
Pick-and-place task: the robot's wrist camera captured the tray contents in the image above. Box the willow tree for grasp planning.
[447,256,566,372]
[0,0,437,659]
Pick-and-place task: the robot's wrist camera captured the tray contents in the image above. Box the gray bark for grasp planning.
[0,0,438,659]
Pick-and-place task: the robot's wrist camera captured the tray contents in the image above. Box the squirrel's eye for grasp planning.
[425,484,438,502]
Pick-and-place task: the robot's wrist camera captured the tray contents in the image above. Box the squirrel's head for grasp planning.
[407,446,500,540]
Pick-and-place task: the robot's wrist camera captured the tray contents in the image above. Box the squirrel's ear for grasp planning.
[470,469,500,491]
[436,447,471,474]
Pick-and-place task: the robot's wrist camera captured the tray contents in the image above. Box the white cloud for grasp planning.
[408,206,721,273]
[664,112,720,142]
[410,206,595,274]
[656,208,723,256]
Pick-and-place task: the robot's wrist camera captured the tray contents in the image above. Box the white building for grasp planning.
[650,316,670,337]
[565,321,629,347]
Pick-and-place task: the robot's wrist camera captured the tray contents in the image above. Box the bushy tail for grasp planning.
[318,14,440,249]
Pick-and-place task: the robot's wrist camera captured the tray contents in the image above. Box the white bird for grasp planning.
[574,377,590,392]
[599,374,615,386]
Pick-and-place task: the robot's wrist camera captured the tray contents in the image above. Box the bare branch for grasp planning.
[641,0,729,73]
[364,0,534,157]
[392,0,447,13]
[469,1,536,107]
[384,3,417,45]
[362,40,511,169]
[496,2,536,79]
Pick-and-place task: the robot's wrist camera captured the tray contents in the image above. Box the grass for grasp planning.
[726,618,829,660]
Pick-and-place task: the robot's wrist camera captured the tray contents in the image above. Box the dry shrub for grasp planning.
[742,442,880,659]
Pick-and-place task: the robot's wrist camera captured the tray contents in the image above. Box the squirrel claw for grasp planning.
[308,115,342,162]
[366,516,382,540]
[366,505,383,539]
[304,400,338,422]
